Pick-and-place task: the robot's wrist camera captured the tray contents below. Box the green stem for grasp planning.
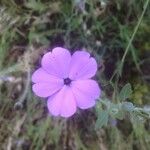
[120,0,149,75]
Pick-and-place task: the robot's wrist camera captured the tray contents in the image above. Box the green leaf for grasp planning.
[115,110,125,120]
[119,83,132,101]
[122,102,134,112]
[95,110,109,129]
[109,103,125,120]
[25,0,45,12]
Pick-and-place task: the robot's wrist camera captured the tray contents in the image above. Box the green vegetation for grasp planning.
[0,0,149,149]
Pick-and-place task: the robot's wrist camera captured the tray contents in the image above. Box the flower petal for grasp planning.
[32,81,63,98]
[47,86,76,117]
[41,47,71,78]
[71,79,100,109]
[32,68,63,83]
[69,51,97,80]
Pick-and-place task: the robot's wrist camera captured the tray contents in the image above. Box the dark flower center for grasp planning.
[64,78,72,85]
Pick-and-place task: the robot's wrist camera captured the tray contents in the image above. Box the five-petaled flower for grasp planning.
[32,47,101,117]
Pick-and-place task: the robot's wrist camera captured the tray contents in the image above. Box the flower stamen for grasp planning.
[64,78,72,85]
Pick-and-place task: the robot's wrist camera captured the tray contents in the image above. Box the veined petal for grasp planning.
[69,51,97,80]
[47,86,76,117]
[32,68,63,83]
[32,81,63,98]
[41,47,71,78]
[71,79,100,109]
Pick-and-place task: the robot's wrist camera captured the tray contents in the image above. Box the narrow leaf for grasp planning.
[95,110,109,129]
[119,83,132,101]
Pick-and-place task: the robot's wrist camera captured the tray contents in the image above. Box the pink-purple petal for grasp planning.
[47,89,63,116]
[47,86,76,117]
[69,51,97,80]
[32,68,63,83]
[71,79,100,109]
[41,47,71,78]
[32,82,63,98]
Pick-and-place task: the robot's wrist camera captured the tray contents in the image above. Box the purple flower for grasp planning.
[32,47,101,117]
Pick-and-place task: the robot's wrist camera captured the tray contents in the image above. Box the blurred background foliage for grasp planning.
[0,0,150,150]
